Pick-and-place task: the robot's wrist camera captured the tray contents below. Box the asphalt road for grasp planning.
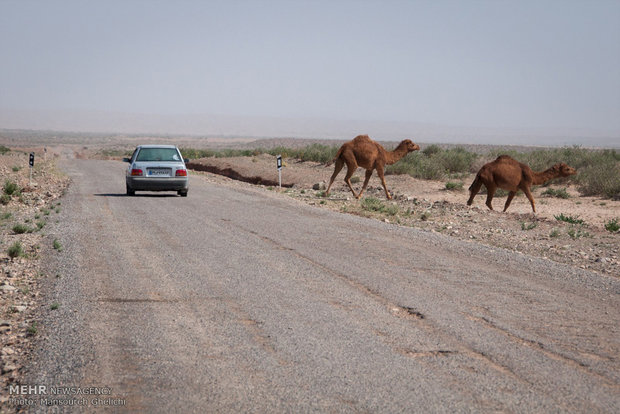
[27,158,619,413]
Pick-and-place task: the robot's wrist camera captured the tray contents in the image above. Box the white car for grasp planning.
[123,145,189,196]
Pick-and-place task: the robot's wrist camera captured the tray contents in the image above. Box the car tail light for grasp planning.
[131,169,143,176]
[175,169,187,176]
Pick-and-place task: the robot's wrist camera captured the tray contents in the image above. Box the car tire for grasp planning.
[178,190,188,197]
[126,185,135,196]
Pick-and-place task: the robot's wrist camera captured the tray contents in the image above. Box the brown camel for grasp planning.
[467,155,577,212]
[325,135,420,200]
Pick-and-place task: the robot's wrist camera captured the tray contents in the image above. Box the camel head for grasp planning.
[552,163,577,177]
[398,139,420,153]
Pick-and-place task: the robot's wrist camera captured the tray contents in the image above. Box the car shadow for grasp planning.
[93,193,179,198]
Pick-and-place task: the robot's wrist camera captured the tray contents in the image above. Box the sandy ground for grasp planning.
[0,137,618,410]
[0,147,69,398]
[190,153,619,229]
[187,153,619,277]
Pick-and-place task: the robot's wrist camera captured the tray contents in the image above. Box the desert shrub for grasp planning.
[388,146,477,180]
[98,149,133,158]
[445,181,464,191]
[361,197,399,215]
[435,147,478,174]
[541,187,570,199]
[296,144,339,163]
[12,223,32,234]
[554,213,585,225]
[576,160,620,198]
[521,222,538,230]
[568,226,591,239]
[8,241,24,258]
[422,144,442,157]
[265,146,292,158]
[604,218,619,233]
[179,148,217,159]
[361,197,385,212]
[3,180,20,196]
[0,145,10,154]
[387,152,445,180]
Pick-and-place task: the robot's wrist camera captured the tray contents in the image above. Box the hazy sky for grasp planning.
[1,0,619,134]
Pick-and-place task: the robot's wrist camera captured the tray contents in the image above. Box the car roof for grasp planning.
[136,145,178,149]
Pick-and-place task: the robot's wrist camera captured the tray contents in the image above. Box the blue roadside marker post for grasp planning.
[277,155,282,189]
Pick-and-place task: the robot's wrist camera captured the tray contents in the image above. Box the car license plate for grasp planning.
[148,169,171,176]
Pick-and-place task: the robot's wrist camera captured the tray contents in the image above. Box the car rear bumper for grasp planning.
[126,176,188,191]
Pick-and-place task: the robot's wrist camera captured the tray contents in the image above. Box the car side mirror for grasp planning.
[184,158,190,163]
[122,157,131,163]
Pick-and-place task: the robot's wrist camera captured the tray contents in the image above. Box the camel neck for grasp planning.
[386,145,409,165]
[532,168,558,185]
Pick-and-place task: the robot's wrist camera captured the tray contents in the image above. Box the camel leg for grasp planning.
[485,185,496,210]
[357,169,373,199]
[376,165,391,200]
[467,179,483,206]
[523,186,536,213]
[503,191,516,212]
[325,158,344,196]
[343,162,359,198]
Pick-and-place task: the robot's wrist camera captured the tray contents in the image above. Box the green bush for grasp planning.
[3,180,20,196]
[387,147,477,180]
[0,145,10,154]
[12,223,32,234]
[445,181,464,191]
[521,222,538,230]
[541,188,570,199]
[387,152,445,180]
[8,241,24,258]
[422,144,442,157]
[361,197,399,215]
[436,147,478,174]
[576,160,620,199]
[605,218,619,233]
[179,148,216,159]
[361,197,385,212]
[554,213,585,225]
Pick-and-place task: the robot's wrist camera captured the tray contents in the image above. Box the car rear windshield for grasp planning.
[136,148,181,162]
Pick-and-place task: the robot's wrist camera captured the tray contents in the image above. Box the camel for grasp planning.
[325,135,420,200]
[467,155,577,212]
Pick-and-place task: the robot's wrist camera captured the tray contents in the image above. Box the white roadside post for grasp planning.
[277,155,282,189]
[29,152,35,186]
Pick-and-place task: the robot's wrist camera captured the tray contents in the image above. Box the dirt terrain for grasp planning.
[15,157,620,412]
[188,153,619,277]
[0,147,69,397]
[0,134,618,412]
[0,136,618,409]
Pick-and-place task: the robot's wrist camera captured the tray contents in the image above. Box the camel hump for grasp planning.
[495,154,515,162]
[352,134,372,142]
